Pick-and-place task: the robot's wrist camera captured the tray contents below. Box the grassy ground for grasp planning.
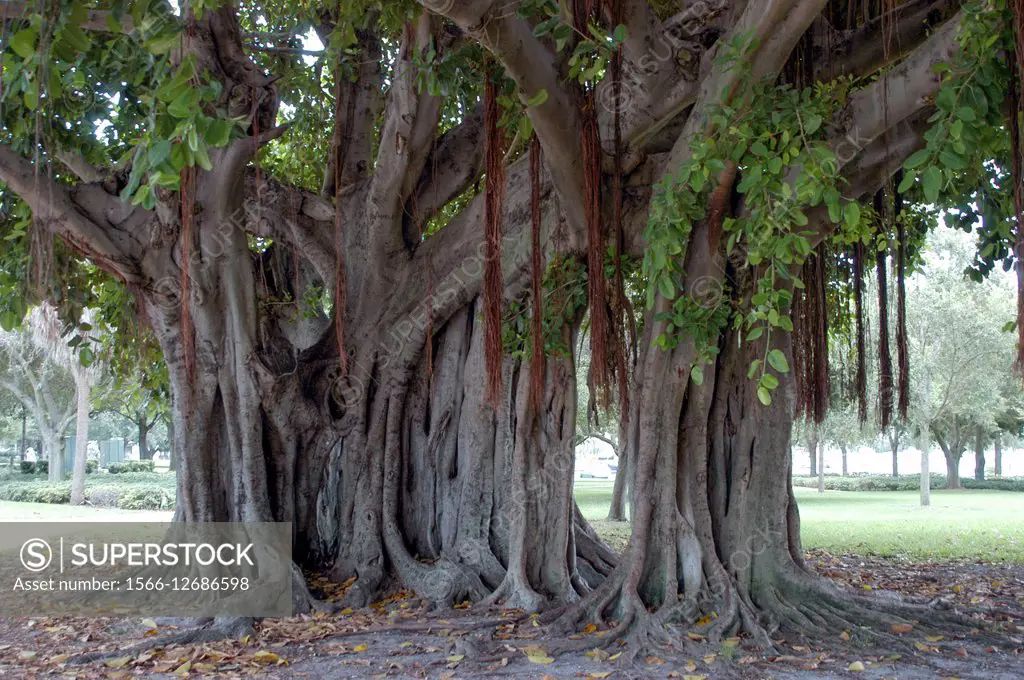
[0,478,1020,562]
[575,480,1024,562]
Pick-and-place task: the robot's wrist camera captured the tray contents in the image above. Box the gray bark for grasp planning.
[994,431,1002,477]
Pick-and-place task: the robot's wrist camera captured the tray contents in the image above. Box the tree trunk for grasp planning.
[138,414,151,461]
[919,422,930,507]
[817,438,825,492]
[19,407,26,463]
[943,450,961,490]
[973,426,985,481]
[607,419,629,521]
[70,374,91,505]
[44,429,63,483]
[891,438,899,477]
[840,444,848,477]
[167,417,176,471]
[808,429,818,477]
[994,431,1002,477]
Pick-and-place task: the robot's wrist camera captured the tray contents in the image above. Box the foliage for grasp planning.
[107,460,156,474]
[792,473,1024,492]
[0,468,174,508]
[642,33,864,403]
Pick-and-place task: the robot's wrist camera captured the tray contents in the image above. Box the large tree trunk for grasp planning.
[138,414,151,461]
[994,431,1002,477]
[44,429,64,483]
[840,444,848,477]
[70,374,91,505]
[974,427,985,481]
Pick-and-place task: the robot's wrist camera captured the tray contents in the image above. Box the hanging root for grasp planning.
[70,617,255,665]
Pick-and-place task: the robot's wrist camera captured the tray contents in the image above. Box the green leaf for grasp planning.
[0,310,19,331]
[757,386,772,406]
[612,24,627,43]
[939,150,964,170]
[204,119,234,147]
[897,171,915,193]
[658,276,676,300]
[526,89,548,107]
[760,373,779,390]
[957,106,976,122]
[10,27,39,59]
[922,166,942,204]
[903,150,930,169]
[690,365,704,385]
[803,113,822,135]
[193,143,213,171]
[844,202,861,229]
[147,140,172,168]
[767,348,789,374]
[79,346,95,368]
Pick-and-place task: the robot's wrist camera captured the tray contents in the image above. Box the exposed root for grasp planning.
[71,617,255,665]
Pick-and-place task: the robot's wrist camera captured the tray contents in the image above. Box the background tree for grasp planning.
[0,319,76,479]
[907,229,1014,491]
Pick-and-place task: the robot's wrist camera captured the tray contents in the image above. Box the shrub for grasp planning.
[792,474,1024,492]
[86,460,98,474]
[19,461,35,474]
[116,486,175,510]
[107,460,155,474]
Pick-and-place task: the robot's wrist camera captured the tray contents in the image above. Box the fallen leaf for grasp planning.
[526,651,555,664]
[839,630,851,641]
[173,661,192,676]
[353,643,369,652]
[683,675,707,680]
[702,653,716,664]
[447,655,464,663]
[926,635,944,642]
[645,656,665,664]
[17,651,37,662]
[589,673,612,679]
[582,623,598,635]
[913,642,934,652]
[890,623,913,634]
[104,656,131,669]
[141,618,158,630]
[687,632,705,641]
[254,650,282,664]
[585,648,610,662]
[848,661,865,672]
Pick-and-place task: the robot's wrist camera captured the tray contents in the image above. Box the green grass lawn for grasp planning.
[0,499,172,522]
[575,481,1024,562]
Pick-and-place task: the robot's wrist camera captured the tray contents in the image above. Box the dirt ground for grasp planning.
[0,551,1020,679]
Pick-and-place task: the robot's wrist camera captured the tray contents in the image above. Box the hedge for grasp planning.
[0,471,176,509]
[107,460,155,474]
[792,474,1024,492]
[18,460,98,474]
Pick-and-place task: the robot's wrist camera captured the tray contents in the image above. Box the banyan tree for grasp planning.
[0,0,1018,647]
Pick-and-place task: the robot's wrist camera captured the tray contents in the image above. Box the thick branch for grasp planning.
[403,104,485,246]
[813,0,962,82]
[421,0,587,235]
[0,145,144,282]
[368,12,443,257]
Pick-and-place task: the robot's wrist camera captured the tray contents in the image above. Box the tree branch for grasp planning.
[0,145,145,282]
[403,104,485,246]
[420,0,588,236]
[368,12,444,258]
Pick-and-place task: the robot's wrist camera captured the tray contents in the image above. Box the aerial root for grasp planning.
[70,617,255,665]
